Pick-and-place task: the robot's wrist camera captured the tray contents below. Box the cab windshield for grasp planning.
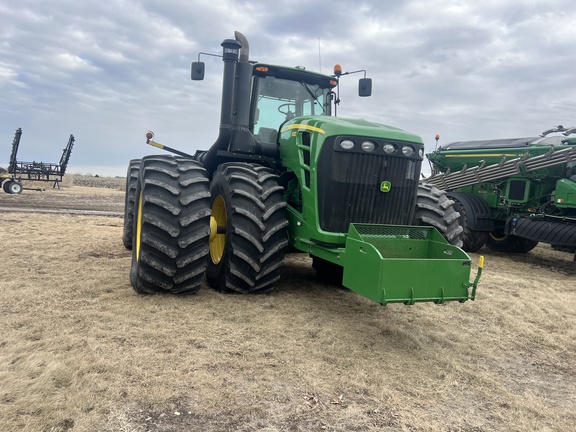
[251,75,331,142]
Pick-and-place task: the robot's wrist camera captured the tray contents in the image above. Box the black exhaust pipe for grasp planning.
[229,32,255,153]
[197,32,257,174]
[196,36,241,173]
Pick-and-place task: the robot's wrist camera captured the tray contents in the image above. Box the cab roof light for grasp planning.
[334,64,342,76]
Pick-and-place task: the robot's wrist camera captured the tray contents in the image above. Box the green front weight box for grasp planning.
[342,224,481,305]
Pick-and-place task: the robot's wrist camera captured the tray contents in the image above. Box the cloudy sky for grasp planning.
[1,0,575,176]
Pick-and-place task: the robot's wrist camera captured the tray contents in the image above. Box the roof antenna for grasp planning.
[318,37,322,73]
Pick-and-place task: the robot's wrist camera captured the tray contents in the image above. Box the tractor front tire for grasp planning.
[130,156,211,294]
[122,159,142,249]
[413,183,464,247]
[486,232,538,253]
[206,163,289,294]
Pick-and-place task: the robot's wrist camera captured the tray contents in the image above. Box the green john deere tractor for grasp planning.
[122,32,482,305]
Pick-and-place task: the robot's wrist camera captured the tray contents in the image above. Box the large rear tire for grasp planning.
[122,159,141,249]
[413,183,464,247]
[130,156,211,294]
[486,232,538,253]
[206,163,289,294]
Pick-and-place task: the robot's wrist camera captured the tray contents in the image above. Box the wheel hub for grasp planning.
[210,195,226,264]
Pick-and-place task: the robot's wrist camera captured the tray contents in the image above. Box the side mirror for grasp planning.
[191,62,205,80]
[358,78,372,97]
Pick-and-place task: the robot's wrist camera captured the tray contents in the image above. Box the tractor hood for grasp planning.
[280,115,424,144]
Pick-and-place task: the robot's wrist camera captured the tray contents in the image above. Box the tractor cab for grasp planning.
[249,64,336,144]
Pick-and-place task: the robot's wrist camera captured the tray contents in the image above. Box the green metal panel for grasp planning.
[342,224,478,305]
[280,115,425,247]
[555,179,576,209]
[429,148,528,172]
[427,144,573,175]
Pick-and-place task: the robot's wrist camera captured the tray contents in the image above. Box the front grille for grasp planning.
[317,138,421,233]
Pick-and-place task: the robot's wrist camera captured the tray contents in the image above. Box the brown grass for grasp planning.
[0,187,575,431]
[11,174,125,191]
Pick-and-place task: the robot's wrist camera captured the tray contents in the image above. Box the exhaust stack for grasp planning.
[197,32,256,174]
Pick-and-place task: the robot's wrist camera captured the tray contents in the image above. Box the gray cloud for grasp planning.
[1,0,574,175]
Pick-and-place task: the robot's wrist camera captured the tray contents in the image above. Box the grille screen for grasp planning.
[317,140,421,233]
[355,225,430,240]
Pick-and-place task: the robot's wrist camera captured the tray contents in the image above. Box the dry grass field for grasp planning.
[0,178,575,431]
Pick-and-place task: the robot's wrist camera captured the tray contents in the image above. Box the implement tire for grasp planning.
[122,159,142,249]
[8,181,23,194]
[413,183,464,247]
[452,199,488,252]
[486,232,538,253]
[3,180,14,194]
[130,156,211,294]
[206,163,289,294]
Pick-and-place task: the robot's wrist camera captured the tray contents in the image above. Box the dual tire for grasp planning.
[129,156,211,294]
[2,180,23,194]
[206,163,289,293]
[125,159,288,295]
[122,159,141,249]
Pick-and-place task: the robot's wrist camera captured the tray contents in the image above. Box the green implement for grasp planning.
[342,224,482,305]
[426,127,576,255]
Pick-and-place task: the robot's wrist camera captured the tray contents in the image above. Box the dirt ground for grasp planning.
[0,176,125,215]
[0,179,575,431]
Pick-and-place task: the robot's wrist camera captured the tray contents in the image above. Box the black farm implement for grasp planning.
[1,128,75,194]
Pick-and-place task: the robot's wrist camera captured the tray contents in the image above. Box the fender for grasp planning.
[448,192,494,232]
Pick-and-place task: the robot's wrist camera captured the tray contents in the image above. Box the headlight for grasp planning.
[361,141,376,152]
[383,143,396,153]
[418,149,424,158]
[402,146,414,156]
[340,139,355,150]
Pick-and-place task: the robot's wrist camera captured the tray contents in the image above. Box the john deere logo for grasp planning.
[380,181,391,192]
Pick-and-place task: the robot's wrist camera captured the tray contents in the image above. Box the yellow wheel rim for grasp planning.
[210,195,226,264]
[489,232,507,242]
[135,191,143,260]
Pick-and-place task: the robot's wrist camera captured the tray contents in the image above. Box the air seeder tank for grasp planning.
[426,128,576,253]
